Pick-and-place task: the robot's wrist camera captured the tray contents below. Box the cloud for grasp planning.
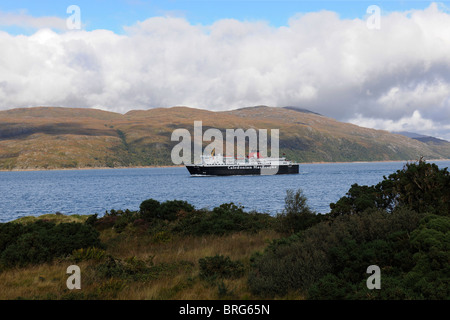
[0,10,67,30]
[349,110,450,141]
[0,3,450,139]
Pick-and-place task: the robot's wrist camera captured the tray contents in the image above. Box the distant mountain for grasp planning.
[1,106,450,170]
[283,106,323,116]
[415,136,449,144]
[392,131,426,139]
[392,131,450,145]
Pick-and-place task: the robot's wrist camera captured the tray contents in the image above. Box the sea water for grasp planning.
[1,160,449,222]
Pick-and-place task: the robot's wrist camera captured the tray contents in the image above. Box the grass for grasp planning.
[0,217,293,300]
[13,213,89,224]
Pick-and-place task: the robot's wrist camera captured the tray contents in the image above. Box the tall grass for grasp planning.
[0,229,286,300]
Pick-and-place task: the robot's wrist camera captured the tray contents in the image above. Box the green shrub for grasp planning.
[329,184,385,216]
[0,220,101,268]
[95,256,150,280]
[0,223,26,253]
[91,209,140,233]
[275,189,323,234]
[306,274,354,300]
[217,280,236,298]
[330,159,450,217]
[84,214,98,226]
[71,247,106,262]
[199,255,245,280]
[248,207,426,298]
[92,215,117,231]
[95,256,193,282]
[139,198,194,221]
[96,279,126,299]
[151,231,172,243]
[403,214,450,299]
[139,198,161,221]
[173,203,273,236]
[158,200,194,221]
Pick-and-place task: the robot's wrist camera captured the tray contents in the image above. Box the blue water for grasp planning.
[1,160,449,223]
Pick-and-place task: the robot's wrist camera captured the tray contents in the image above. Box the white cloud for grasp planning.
[0,10,66,30]
[349,110,450,141]
[0,3,450,139]
[350,110,434,132]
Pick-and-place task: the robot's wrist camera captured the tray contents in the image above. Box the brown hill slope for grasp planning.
[0,105,449,170]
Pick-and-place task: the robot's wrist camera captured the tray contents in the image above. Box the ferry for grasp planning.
[185,151,299,176]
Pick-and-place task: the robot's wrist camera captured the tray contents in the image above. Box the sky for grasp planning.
[1,1,450,140]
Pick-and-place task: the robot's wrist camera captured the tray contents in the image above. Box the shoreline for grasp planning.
[0,164,184,172]
[1,158,450,172]
[303,158,450,164]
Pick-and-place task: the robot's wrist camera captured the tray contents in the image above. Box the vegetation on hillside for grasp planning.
[2,106,450,170]
[249,159,450,299]
[0,159,448,300]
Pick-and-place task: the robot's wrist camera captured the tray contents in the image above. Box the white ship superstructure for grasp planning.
[186,151,299,176]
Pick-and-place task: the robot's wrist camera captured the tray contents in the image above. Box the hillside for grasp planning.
[392,131,450,145]
[1,105,450,170]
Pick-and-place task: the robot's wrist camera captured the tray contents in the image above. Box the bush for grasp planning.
[173,203,274,236]
[93,215,117,231]
[139,198,194,221]
[311,214,450,300]
[91,209,141,233]
[330,159,450,217]
[199,255,245,280]
[95,256,151,280]
[95,256,194,282]
[403,214,450,299]
[158,200,194,221]
[71,247,106,263]
[389,160,450,215]
[306,274,354,300]
[85,214,98,226]
[0,220,101,268]
[139,198,161,221]
[151,231,172,243]
[0,222,26,253]
[329,184,384,216]
[276,189,323,234]
[248,207,426,298]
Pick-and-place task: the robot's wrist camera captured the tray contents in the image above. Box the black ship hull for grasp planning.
[186,164,299,176]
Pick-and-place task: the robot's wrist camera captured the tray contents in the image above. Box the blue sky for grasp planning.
[0,0,444,33]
